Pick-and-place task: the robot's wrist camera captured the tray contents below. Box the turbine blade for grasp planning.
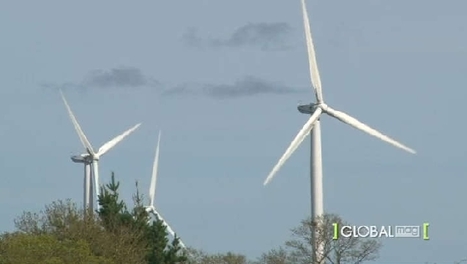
[96,123,141,157]
[152,209,179,244]
[150,208,186,248]
[324,106,416,154]
[301,0,324,102]
[178,238,187,249]
[264,108,323,185]
[149,131,161,208]
[60,90,95,154]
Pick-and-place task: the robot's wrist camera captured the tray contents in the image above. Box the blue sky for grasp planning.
[1,0,466,263]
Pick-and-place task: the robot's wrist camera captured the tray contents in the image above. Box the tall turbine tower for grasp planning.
[263,0,416,263]
[60,90,141,212]
[70,155,93,213]
[144,131,187,249]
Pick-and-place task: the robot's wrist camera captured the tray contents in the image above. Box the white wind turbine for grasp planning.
[263,0,416,263]
[60,90,141,213]
[145,131,187,249]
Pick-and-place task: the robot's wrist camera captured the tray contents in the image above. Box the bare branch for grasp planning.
[285,214,382,264]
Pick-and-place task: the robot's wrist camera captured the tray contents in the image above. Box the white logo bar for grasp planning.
[394,226,420,238]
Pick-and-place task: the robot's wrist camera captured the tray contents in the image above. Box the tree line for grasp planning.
[0,173,382,264]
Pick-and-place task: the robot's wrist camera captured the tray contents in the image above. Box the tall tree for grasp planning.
[97,173,130,232]
[97,173,188,264]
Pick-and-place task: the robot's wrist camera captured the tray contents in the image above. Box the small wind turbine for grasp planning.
[263,0,416,263]
[60,90,141,213]
[144,131,187,249]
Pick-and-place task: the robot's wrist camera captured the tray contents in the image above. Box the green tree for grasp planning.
[97,172,188,264]
[0,230,112,264]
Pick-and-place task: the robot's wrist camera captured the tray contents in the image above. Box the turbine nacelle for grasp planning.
[70,154,99,163]
[298,102,330,115]
[71,155,85,163]
[298,103,319,115]
[71,153,93,163]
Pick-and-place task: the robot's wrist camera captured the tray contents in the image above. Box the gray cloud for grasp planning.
[164,76,303,99]
[40,67,160,91]
[183,22,292,51]
[182,27,204,48]
[82,67,159,88]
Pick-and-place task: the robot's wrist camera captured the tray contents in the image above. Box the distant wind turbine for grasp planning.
[60,90,141,213]
[263,0,416,263]
[144,131,187,249]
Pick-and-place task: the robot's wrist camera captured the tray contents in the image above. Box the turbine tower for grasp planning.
[60,90,141,213]
[70,154,94,214]
[263,0,416,263]
[144,131,187,249]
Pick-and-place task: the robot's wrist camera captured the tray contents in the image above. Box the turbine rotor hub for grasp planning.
[317,102,328,111]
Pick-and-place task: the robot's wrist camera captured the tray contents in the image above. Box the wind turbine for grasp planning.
[263,0,416,263]
[60,90,141,213]
[144,131,187,249]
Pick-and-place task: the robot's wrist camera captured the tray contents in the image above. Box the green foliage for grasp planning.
[97,173,129,231]
[96,172,188,264]
[0,232,112,264]
[0,172,187,264]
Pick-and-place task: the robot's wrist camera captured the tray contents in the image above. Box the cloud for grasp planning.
[40,67,160,91]
[82,67,159,88]
[183,22,292,51]
[182,27,204,48]
[163,76,303,99]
